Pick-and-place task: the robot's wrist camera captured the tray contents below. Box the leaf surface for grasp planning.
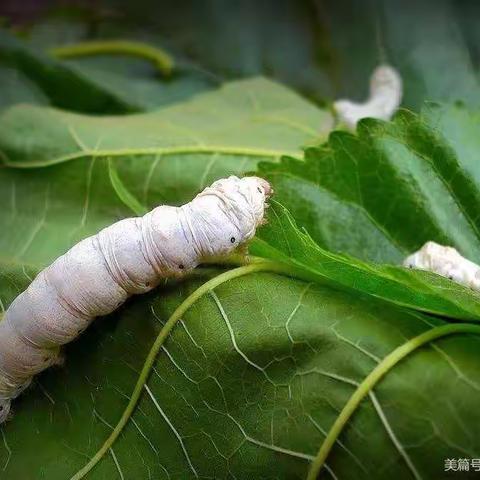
[1,52,480,480]
[0,77,330,268]
[258,103,480,264]
[91,0,480,108]
[322,0,480,109]
[254,203,480,321]
[0,30,137,113]
[1,271,480,479]
[0,28,215,113]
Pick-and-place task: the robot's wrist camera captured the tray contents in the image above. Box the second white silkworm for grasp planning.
[334,64,402,129]
[404,241,480,290]
[0,175,272,422]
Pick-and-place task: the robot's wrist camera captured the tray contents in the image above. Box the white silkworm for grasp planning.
[333,64,402,129]
[404,241,480,290]
[0,175,271,422]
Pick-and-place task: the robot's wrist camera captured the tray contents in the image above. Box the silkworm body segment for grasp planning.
[404,241,480,290]
[0,176,271,422]
[334,64,402,129]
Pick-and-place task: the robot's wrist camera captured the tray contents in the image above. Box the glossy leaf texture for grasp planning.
[258,103,480,265]
[0,77,329,274]
[2,270,480,480]
[253,204,480,321]
[0,77,328,170]
[253,102,480,320]
[0,26,479,478]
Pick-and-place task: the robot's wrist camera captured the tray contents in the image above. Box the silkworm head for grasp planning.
[210,175,271,237]
[403,242,438,269]
[370,64,402,98]
[403,242,462,270]
[193,176,272,257]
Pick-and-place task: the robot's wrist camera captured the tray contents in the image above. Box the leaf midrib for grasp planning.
[252,235,479,320]
[1,145,301,169]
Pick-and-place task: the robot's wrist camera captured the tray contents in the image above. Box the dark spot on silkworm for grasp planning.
[179,264,184,270]
[0,405,4,411]
[43,356,50,363]
[448,275,453,280]
[230,237,235,244]
[257,187,263,193]
[145,281,150,287]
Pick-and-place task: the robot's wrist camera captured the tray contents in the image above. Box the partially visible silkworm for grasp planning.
[334,64,402,129]
[0,176,272,422]
[404,241,480,290]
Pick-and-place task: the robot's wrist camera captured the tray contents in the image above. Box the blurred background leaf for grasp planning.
[1,0,479,112]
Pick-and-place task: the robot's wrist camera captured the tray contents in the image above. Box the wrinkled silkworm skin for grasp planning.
[404,241,480,290]
[0,176,272,422]
[333,64,403,129]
